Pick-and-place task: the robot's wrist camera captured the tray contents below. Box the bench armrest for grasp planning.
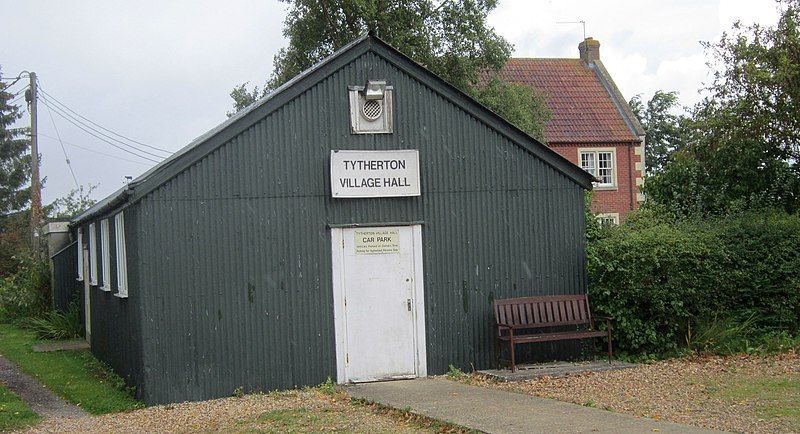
[595,315,613,321]
[495,322,516,330]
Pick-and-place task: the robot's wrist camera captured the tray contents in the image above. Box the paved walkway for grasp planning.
[480,360,636,382]
[346,378,723,434]
[0,354,88,419]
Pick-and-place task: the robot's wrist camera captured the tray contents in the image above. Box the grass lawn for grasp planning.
[0,384,39,432]
[706,368,800,432]
[461,353,799,433]
[0,323,142,415]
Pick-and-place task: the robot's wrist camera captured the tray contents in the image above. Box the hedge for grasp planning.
[588,210,800,357]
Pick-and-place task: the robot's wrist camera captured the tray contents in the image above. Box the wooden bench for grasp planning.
[493,294,612,372]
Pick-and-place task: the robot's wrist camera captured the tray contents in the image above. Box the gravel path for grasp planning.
[0,354,88,420]
[22,389,437,433]
[467,352,799,434]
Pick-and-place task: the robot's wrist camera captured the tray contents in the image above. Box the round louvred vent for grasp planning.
[362,99,383,121]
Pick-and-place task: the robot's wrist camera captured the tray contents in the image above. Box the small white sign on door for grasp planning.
[330,150,421,198]
[354,228,400,254]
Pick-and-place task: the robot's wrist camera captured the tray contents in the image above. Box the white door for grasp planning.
[331,225,426,383]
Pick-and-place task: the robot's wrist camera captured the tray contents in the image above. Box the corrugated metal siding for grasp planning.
[77,217,145,400]
[51,242,80,313]
[126,50,587,404]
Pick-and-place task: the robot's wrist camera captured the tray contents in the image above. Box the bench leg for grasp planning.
[592,336,597,362]
[607,331,613,364]
[509,333,516,373]
[494,335,501,370]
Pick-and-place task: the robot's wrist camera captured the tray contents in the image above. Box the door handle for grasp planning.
[407,299,412,312]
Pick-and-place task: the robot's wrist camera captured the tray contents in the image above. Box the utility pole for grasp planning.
[27,72,43,257]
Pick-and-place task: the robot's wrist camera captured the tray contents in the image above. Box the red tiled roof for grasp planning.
[495,58,639,143]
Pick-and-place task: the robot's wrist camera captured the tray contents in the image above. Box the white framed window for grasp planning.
[100,219,112,292]
[579,148,617,188]
[597,213,620,227]
[88,223,98,286]
[76,228,84,281]
[114,212,128,298]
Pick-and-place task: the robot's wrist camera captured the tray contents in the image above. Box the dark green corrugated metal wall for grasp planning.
[116,49,588,405]
[51,241,79,312]
[77,217,145,399]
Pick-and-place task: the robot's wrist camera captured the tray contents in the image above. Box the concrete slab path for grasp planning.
[346,378,723,434]
[0,354,88,419]
[480,360,636,382]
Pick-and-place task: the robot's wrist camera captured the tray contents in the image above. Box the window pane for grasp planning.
[597,152,614,185]
[580,152,596,176]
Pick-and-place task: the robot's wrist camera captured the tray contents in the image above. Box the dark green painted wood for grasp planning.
[70,38,589,405]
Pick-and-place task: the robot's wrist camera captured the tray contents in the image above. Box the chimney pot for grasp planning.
[579,37,600,64]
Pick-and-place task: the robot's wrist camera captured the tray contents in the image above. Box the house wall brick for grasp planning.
[549,141,643,221]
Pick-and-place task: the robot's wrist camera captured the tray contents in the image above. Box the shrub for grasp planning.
[26,303,81,340]
[0,256,50,322]
[588,210,800,357]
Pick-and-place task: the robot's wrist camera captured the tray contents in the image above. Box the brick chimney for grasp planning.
[579,37,600,64]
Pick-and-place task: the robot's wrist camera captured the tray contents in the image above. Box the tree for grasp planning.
[0,68,31,216]
[629,91,686,174]
[644,0,800,216]
[231,0,550,140]
[469,76,550,142]
[49,184,97,219]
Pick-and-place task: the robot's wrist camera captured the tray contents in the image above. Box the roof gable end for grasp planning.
[73,35,593,225]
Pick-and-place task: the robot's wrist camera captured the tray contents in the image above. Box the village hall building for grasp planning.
[65,35,594,405]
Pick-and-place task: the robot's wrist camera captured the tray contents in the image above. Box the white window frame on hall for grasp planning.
[76,228,84,281]
[114,212,128,298]
[578,148,617,189]
[100,219,112,292]
[88,223,98,286]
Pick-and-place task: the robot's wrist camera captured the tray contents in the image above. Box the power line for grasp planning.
[0,73,30,86]
[9,93,27,106]
[5,85,29,98]
[39,98,162,163]
[38,133,153,166]
[40,96,169,159]
[42,98,79,188]
[36,84,171,154]
[43,100,165,163]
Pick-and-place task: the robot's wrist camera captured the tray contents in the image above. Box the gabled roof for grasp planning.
[73,35,593,225]
[495,58,644,144]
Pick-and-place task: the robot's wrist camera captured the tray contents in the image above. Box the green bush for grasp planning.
[0,256,50,322]
[26,303,81,340]
[589,210,800,357]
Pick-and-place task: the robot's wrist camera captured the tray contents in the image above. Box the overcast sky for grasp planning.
[1,0,782,205]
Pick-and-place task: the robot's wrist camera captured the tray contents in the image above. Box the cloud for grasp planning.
[1,0,785,204]
[489,0,779,108]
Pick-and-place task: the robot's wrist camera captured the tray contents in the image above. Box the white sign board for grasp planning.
[354,228,400,254]
[330,150,421,198]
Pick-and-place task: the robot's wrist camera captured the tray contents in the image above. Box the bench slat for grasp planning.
[493,294,595,328]
[497,329,607,343]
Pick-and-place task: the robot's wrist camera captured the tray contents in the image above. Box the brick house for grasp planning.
[496,38,645,223]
